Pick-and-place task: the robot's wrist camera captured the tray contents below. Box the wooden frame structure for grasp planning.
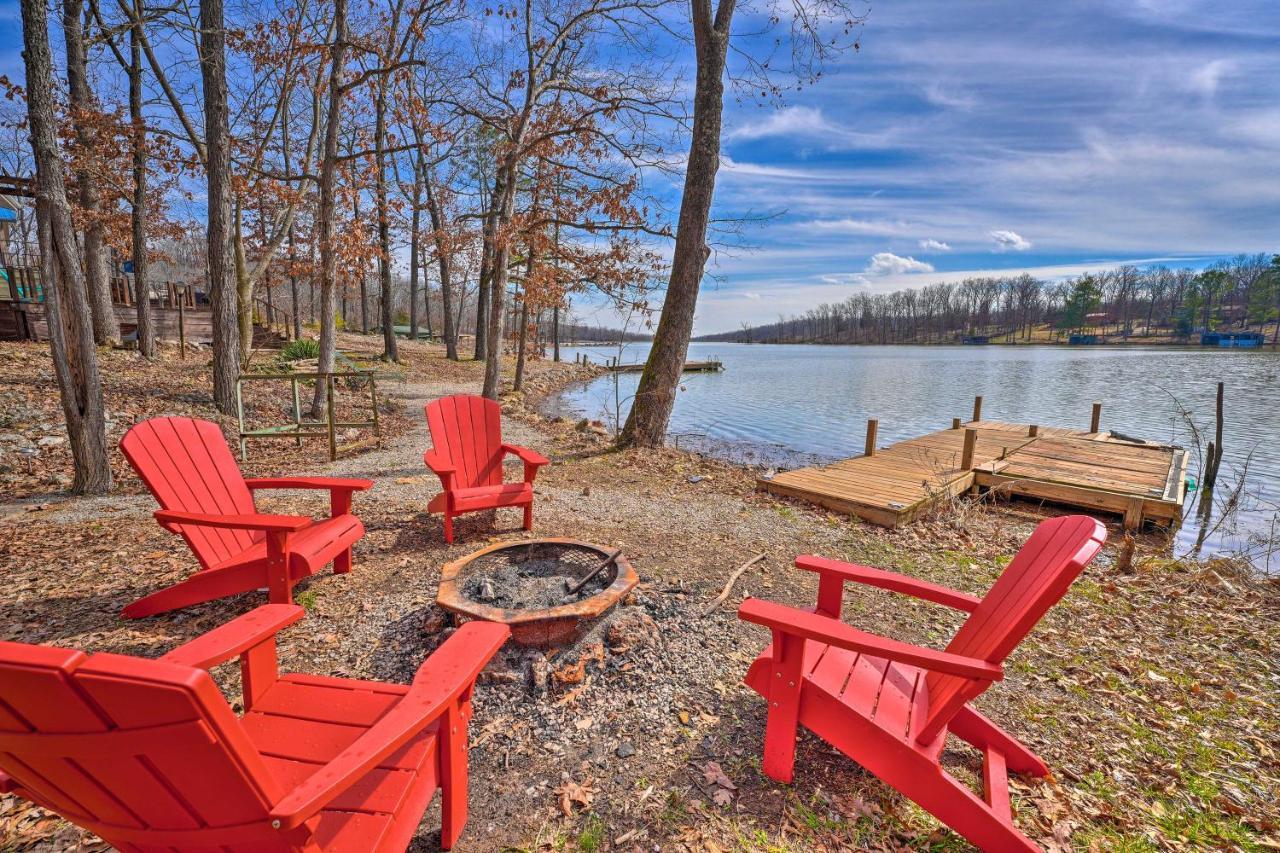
[236,370,381,461]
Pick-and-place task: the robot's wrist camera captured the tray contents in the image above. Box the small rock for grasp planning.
[607,610,658,652]
[38,436,65,447]
[615,741,635,759]
[477,579,496,602]
[687,475,704,484]
[524,650,549,696]
[422,608,449,634]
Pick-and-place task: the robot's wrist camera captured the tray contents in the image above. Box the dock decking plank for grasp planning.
[759,420,1186,529]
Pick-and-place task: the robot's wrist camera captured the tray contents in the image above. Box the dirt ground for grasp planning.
[0,337,1277,852]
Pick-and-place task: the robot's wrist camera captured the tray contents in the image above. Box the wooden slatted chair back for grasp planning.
[917,515,1106,743]
[121,417,261,570]
[425,395,505,490]
[0,642,282,847]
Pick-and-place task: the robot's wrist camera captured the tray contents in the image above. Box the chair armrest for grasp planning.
[154,510,310,533]
[424,451,456,490]
[160,604,304,669]
[0,771,15,794]
[423,450,456,474]
[501,443,549,466]
[738,598,1001,681]
[268,621,510,830]
[245,477,374,492]
[796,555,982,612]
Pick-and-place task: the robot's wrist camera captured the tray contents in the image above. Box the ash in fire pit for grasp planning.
[463,542,613,609]
[437,538,640,647]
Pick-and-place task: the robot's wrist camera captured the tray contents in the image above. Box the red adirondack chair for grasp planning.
[0,604,510,851]
[739,515,1106,851]
[120,416,374,618]
[424,394,548,543]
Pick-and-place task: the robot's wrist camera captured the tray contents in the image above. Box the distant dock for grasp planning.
[574,354,724,373]
[761,397,1188,530]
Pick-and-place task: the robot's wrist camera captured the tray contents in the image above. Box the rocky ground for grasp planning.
[0,337,1277,852]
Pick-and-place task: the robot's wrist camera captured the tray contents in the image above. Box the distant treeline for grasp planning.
[553,321,652,344]
[697,254,1280,345]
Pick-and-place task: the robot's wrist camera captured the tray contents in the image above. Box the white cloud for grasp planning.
[866,252,935,276]
[809,218,915,236]
[922,83,977,110]
[918,238,951,251]
[727,107,834,141]
[1188,59,1236,96]
[989,229,1032,251]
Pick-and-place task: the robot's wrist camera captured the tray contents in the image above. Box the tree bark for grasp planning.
[481,165,516,399]
[408,150,422,341]
[200,0,241,411]
[424,168,458,359]
[22,0,112,493]
[312,0,346,418]
[374,86,398,360]
[128,0,154,358]
[63,0,121,346]
[620,1,732,445]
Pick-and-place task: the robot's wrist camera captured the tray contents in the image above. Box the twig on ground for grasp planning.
[700,552,766,617]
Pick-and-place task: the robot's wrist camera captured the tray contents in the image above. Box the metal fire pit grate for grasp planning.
[436,538,639,647]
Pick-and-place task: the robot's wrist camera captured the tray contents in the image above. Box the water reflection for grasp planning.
[550,342,1280,570]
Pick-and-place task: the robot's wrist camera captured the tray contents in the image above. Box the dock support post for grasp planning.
[1028,424,1039,437]
[952,417,962,430]
[864,419,878,457]
[961,428,978,471]
[1124,498,1144,531]
[972,396,983,422]
[1090,402,1102,433]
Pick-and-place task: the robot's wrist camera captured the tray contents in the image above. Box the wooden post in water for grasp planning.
[1028,424,1039,437]
[952,417,962,430]
[961,428,978,471]
[1203,382,1225,492]
[864,419,878,457]
[972,396,983,422]
[1090,401,1102,433]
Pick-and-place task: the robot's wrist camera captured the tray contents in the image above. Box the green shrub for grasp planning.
[281,338,320,360]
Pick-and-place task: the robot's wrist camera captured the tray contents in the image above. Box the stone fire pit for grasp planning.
[435,538,639,647]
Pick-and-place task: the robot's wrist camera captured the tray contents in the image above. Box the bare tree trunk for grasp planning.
[513,294,529,392]
[288,225,301,340]
[408,150,422,341]
[312,0,346,417]
[233,201,254,362]
[481,166,516,399]
[129,0,154,358]
[63,0,120,346]
[474,199,498,361]
[424,169,458,359]
[22,0,112,493]
[200,0,241,411]
[621,0,732,446]
[374,86,397,360]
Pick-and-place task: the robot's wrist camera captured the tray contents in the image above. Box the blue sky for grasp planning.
[3,0,1278,334]
[681,0,1280,332]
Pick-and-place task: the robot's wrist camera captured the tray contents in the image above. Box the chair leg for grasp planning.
[443,512,454,544]
[333,546,353,575]
[897,761,1039,852]
[761,632,805,783]
[949,705,1049,776]
[121,563,266,619]
[523,502,533,531]
[439,702,469,849]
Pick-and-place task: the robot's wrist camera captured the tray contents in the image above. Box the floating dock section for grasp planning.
[760,399,1188,529]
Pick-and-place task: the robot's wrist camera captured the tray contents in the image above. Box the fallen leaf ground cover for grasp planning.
[0,338,1276,851]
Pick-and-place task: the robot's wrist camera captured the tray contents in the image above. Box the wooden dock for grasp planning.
[760,404,1188,529]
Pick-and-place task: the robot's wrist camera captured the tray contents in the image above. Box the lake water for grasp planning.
[550,342,1280,570]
